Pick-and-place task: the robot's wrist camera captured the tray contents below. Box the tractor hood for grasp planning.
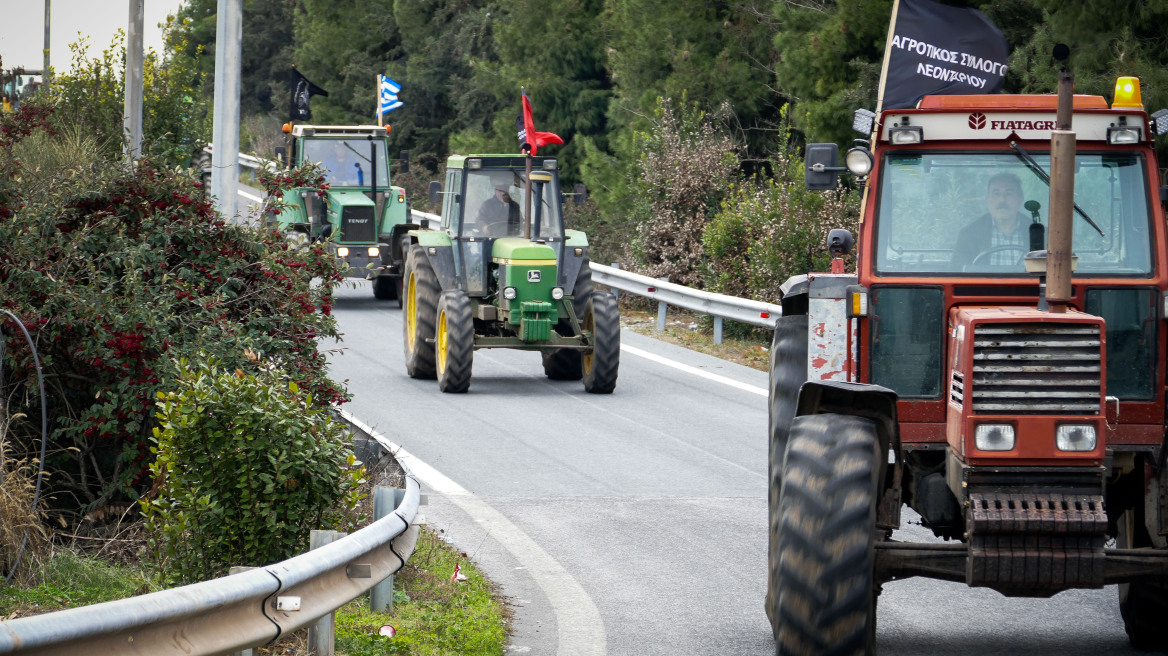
[491,237,557,263]
[326,190,377,244]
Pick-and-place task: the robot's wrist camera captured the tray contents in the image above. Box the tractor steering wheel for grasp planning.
[969,244,1027,267]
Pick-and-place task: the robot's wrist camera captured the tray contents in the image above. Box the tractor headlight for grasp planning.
[337,247,350,257]
[974,423,1015,451]
[367,246,380,257]
[503,286,518,300]
[845,147,874,176]
[1056,424,1097,452]
[550,287,564,300]
[1107,126,1141,144]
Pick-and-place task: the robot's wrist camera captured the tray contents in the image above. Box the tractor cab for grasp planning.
[429,155,569,299]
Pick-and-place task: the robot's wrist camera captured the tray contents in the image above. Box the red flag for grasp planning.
[517,89,563,156]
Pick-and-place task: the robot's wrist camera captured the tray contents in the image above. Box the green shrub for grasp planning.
[141,357,365,585]
[703,127,859,304]
[0,103,347,520]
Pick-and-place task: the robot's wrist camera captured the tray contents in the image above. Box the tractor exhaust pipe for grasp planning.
[1046,52,1075,313]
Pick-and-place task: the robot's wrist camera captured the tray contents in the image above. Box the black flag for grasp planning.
[879,0,1009,110]
[289,67,328,121]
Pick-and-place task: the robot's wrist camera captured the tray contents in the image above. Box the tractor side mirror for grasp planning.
[274,146,287,166]
[428,180,441,205]
[827,229,855,258]
[805,143,843,191]
[399,150,410,174]
[573,183,588,204]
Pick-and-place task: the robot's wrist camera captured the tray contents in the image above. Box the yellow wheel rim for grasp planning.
[405,271,417,351]
[582,306,595,374]
[436,309,448,375]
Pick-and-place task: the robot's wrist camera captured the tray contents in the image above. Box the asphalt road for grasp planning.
[326,279,1145,656]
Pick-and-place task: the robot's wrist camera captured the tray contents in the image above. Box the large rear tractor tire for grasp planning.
[373,275,398,301]
[766,314,809,632]
[1118,505,1168,649]
[772,413,881,656]
[543,260,594,380]
[582,291,619,394]
[436,291,474,393]
[403,244,439,379]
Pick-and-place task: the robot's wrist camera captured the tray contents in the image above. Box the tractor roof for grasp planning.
[446,154,558,170]
[290,124,392,138]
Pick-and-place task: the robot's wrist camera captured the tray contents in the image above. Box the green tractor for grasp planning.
[403,154,619,394]
[269,124,415,302]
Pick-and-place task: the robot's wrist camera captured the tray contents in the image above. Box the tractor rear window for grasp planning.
[873,152,1153,277]
[302,138,389,188]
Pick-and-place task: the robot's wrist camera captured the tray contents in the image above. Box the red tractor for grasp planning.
[767,73,1168,654]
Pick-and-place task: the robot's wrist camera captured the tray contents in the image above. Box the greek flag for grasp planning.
[378,75,403,116]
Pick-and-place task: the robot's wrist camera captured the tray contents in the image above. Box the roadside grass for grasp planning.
[0,547,158,618]
[0,528,506,656]
[619,305,771,372]
[335,528,507,655]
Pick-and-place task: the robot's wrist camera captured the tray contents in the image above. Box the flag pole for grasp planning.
[522,87,533,239]
[377,75,383,127]
[874,0,901,116]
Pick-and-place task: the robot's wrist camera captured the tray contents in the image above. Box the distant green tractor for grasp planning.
[403,154,619,393]
[269,124,415,302]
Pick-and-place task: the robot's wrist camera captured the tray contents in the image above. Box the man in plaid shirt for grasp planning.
[950,172,1029,270]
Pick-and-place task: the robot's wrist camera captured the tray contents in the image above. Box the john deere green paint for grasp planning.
[266,124,415,304]
[403,154,619,394]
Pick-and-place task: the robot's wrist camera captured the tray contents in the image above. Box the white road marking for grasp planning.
[238,188,263,203]
[340,410,606,656]
[620,343,768,397]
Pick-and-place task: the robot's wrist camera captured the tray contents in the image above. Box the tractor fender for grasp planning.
[795,380,901,497]
[381,223,420,268]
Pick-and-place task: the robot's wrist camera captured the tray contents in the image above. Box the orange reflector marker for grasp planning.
[385,125,392,134]
[1113,76,1143,108]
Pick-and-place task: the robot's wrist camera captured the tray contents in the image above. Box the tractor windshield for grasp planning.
[460,168,563,240]
[302,138,389,188]
[873,152,1153,276]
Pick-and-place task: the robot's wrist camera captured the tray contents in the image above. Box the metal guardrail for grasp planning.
[590,263,782,339]
[0,421,421,656]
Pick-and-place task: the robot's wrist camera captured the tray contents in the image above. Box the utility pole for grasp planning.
[124,0,144,159]
[210,0,242,220]
[42,0,50,91]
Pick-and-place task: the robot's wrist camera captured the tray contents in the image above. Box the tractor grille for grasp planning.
[340,206,376,243]
[968,323,1101,414]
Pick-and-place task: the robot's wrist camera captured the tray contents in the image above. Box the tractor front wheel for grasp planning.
[1118,505,1168,648]
[373,275,398,301]
[772,413,880,656]
[403,244,439,379]
[436,291,474,393]
[543,260,594,380]
[582,291,619,394]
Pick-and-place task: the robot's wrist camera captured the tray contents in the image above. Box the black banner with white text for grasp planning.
[880,0,1009,110]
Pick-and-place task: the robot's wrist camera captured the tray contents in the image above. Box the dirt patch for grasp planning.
[618,306,771,372]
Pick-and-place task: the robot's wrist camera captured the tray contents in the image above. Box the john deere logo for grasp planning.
[968,112,987,130]
[527,270,541,283]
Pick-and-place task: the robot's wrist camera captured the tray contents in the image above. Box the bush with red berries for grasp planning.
[0,105,347,519]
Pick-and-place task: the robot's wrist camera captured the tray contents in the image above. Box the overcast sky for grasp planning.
[1,0,187,71]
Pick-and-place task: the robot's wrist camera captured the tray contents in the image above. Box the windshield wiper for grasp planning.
[344,141,372,163]
[1009,141,1104,237]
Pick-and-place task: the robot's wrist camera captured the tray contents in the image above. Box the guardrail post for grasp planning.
[370,486,406,612]
[308,530,348,655]
[610,263,620,300]
[714,316,723,345]
[656,277,668,331]
[228,567,257,656]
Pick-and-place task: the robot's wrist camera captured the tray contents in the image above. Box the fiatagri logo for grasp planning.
[968,112,1055,131]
